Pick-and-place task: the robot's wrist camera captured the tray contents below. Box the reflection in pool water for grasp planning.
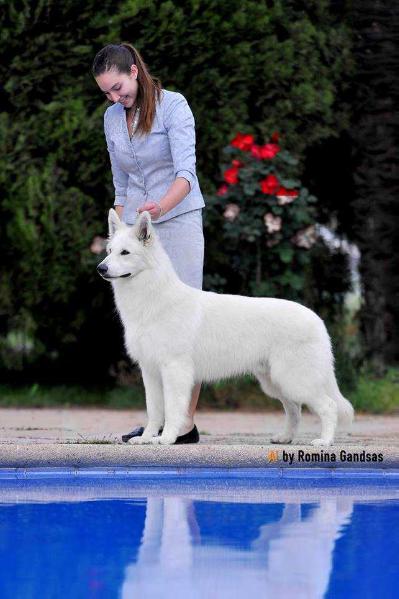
[0,471,398,598]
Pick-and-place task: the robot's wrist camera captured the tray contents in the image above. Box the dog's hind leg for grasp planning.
[131,364,165,444]
[255,372,301,444]
[268,346,340,445]
[151,360,194,445]
[276,378,338,445]
[307,394,338,446]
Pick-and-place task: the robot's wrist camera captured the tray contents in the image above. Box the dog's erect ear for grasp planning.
[135,211,153,245]
[108,208,123,237]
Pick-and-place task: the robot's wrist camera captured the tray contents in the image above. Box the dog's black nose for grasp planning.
[97,264,108,274]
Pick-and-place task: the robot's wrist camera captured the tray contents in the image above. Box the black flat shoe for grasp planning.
[173,424,200,444]
[122,424,199,444]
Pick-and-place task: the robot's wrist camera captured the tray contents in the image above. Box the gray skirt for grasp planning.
[151,208,204,290]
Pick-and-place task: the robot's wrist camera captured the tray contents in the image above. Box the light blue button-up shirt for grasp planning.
[104,88,205,224]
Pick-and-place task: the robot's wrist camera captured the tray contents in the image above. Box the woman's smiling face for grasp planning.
[95,65,138,108]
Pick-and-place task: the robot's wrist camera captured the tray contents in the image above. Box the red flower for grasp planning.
[251,143,280,160]
[260,174,280,195]
[232,159,244,168]
[224,167,239,184]
[217,183,229,196]
[230,133,254,151]
[260,143,280,159]
[276,187,299,198]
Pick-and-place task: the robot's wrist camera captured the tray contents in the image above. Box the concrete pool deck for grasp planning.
[0,408,398,469]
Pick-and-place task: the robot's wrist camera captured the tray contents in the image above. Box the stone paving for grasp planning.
[0,408,397,469]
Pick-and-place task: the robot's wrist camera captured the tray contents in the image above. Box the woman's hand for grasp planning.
[115,205,124,219]
[136,202,164,220]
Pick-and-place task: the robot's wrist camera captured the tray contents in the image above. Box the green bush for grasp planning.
[203,131,319,298]
[348,367,399,414]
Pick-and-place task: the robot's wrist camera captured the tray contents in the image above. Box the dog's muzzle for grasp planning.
[97,264,131,279]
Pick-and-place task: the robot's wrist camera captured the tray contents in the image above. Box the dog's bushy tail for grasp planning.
[336,392,355,429]
[329,375,355,430]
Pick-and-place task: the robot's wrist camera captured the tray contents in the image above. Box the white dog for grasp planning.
[97,209,354,446]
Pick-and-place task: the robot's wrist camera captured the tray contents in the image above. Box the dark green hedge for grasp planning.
[0,0,354,382]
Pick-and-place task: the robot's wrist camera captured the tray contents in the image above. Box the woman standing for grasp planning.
[92,43,205,444]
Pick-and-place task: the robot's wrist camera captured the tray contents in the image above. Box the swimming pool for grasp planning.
[0,468,398,598]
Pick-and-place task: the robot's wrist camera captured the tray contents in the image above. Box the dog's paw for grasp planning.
[130,436,153,445]
[149,436,162,445]
[271,435,293,444]
[311,438,332,447]
[150,435,177,445]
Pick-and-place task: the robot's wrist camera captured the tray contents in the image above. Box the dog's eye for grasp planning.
[120,249,130,255]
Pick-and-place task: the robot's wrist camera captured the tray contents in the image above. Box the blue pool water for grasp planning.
[0,468,398,599]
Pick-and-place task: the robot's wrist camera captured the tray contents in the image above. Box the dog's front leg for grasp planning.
[151,361,194,445]
[131,364,164,445]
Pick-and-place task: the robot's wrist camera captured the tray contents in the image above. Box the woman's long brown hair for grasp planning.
[92,43,162,137]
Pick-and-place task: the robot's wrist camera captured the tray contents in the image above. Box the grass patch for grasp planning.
[0,369,398,414]
[348,367,399,414]
[0,375,278,411]
[0,383,145,409]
